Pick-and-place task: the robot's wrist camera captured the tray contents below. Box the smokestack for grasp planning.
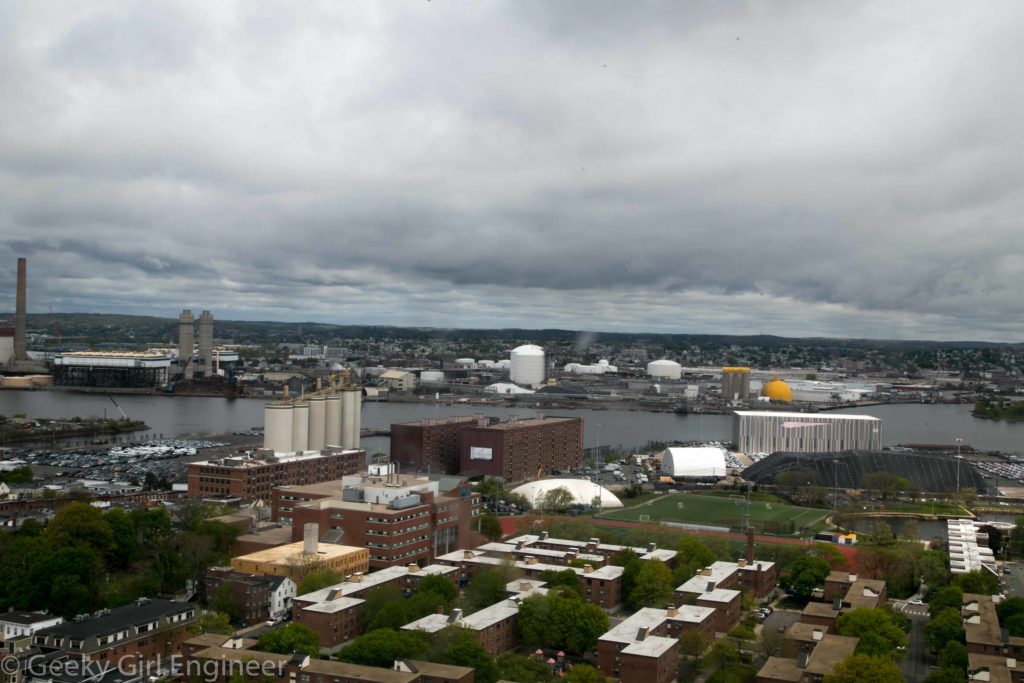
[746,526,754,564]
[14,258,26,361]
[198,310,214,377]
[303,523,319,554]
[178,310,195,380]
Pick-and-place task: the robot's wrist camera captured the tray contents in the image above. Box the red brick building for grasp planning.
[187,447,365,502]
[391,416,497,474]
[597,607,714,683]
[457,415,583,483]
[273,466,482,570]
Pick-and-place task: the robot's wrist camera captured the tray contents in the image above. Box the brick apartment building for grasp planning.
[205,568,296,625]
[597,607,716,683]
[187,447,365,502]
[33,598,196,665]
[272,465,482,570]
[457,415,584,483]
[292,564,460,653]
[391,416,500,474]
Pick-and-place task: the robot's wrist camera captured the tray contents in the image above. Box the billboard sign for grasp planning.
[470,446,493,461]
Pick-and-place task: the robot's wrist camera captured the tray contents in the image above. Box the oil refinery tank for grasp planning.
[647,359,682,380]
[325,395,342,446]
[307,397,326,451]
[420,370,445,383]
[341,389,357,449]
[510,345,545,386]
[264,405,293,452]
[291,403,309,452]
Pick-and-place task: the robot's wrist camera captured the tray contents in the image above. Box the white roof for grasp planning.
[484,383,535,394]
[661,447,727,478]
[511,345,545,356]
[510,479,623,509]
[648,359,681,366]
[734,411,880,421]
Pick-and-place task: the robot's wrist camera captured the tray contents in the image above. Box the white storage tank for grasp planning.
[352,390,362,450]
[455,358,476,368]
[510,344,545,386]
[263,405,294,453]
[325,395,342,446]
[307,397,326,451]
[291,403,309,452]
[341,389,357,449]
[647,359,682,380]
[420,370,445,383]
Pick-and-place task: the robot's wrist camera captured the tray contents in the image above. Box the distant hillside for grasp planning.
[4,312,1019,350]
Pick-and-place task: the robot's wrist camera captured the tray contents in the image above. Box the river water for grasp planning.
[1,392,1023,455]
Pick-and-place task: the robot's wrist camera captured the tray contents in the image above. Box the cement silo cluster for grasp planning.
[510,344,545,386]
[721,367,751,401]
[263,387,362,453]
[646,359,682,380]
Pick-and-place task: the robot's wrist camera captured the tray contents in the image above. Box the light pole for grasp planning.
[832,459,840,514]
[955,438,964,498]
[595,422,602,471]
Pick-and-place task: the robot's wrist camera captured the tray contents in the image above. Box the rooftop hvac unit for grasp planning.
[389,494,422,510]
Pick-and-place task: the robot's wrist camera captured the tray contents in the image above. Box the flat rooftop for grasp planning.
[734,411,880,421]
[233,541,365,565]
[474,416,580,429]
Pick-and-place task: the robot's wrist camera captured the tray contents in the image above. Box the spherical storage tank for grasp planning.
[510,345,545,386]
[761,378,793,403]
[647,359,682,380]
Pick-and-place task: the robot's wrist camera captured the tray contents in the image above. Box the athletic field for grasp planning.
[602,493,829,535]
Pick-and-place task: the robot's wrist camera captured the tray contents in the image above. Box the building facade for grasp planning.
[733,411,882,454]
[457,416,584,483]
[390,416,494,475]
[188,447,365,502]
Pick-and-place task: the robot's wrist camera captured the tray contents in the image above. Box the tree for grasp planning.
[924,608,965,653]
[785,556,830,598]
[953,570,1000,596]
[923,669,966,683]
[495,653,553,683]
[337,629,430,667]
[628,561,674,609]
[836,609,907,658]
[679,629,711,658]
[44,502,114,557]
[360,584,405,629]
[928,585,963,618]
[256,623,320,656]
[432,627,498,683]
[190,611,234,635]
[417,574,458,604]
[541,487,574,512]
[703,639,739,670]
[824,653,905,682]
[210,584,243,624]
[864,472,909,500]
[564,664,602,683]
[479,513,503,542]
[937,641,968,671]
[538,569,583,598]
[465,568,510,612]
[297,569,340,596]
[917,549,950,589]
[517,593,609,654]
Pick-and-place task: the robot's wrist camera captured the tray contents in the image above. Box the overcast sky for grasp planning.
[2,1,1023,342]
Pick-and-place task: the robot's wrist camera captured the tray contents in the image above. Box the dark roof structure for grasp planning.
[39,598,191,640]
[743,449,989,494]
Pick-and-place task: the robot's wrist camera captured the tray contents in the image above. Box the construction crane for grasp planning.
[107,394,129,420]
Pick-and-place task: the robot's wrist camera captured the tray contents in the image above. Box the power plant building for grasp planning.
[721,367,750,401]
[52,350,174,388]
[509,345,545,386]
[733,411,882,454]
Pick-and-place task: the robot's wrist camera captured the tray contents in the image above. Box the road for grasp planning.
[1004,561,1024,597]
[900,612,929,683]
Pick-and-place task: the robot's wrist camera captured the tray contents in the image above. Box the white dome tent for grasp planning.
[661,447,727,478]
[511,478,623,509]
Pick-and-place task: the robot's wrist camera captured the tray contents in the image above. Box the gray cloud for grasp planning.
[1,1,1023,341]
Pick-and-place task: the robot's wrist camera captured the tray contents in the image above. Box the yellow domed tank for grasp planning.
[761,378,793,402]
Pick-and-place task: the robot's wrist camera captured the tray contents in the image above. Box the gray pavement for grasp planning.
[900,612,929,683]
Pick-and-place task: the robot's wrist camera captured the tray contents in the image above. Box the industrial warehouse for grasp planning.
[733,410,883,454]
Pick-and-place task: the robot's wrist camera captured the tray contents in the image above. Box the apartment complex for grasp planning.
[272,464,482,570]
[205,568,296,625]
[457,415,584,483]
[597,606,716,683]
[188,447,365,502]
[390,416,496,474]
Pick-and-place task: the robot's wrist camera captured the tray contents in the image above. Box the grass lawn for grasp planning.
[601,492,829,535]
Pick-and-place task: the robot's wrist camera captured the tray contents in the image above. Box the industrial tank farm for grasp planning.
[646,359,682,380]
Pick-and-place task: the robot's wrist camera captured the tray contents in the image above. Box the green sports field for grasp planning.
[602,493,829,535]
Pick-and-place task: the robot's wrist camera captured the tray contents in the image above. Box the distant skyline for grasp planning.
[2,2,1024,342]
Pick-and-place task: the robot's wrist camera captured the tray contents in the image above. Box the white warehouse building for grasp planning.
[647,359,682,380]
[733,411,882,454]
[563,360,617,375]
[510,345,545,386]
[661,447,728,479]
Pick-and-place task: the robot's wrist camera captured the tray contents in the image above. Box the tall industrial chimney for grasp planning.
[14,258,27,361]
[198,310,214,377]
[178,310,195,380]
[303,523,319,555]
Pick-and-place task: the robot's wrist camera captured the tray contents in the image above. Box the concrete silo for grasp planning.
[352,389,362,449]
[291,403,309,452]
[510,345,545,386]
[307,397,326,451]
[197,310,214,377]
[264,405,293,452]
[325,395,342,446]
[341,389,357,449]
[178,310,195,380]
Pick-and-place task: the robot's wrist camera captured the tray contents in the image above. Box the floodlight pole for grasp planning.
[832,459,839,514]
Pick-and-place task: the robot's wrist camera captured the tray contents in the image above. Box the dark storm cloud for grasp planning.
[1,0,1023,340]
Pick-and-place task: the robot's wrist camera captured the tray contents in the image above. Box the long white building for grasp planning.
[733,411,882,454]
